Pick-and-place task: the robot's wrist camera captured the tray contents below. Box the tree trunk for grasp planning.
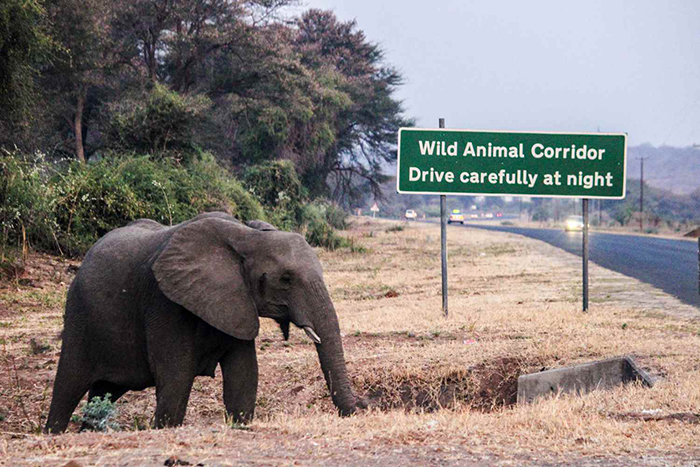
[74,87,86,164]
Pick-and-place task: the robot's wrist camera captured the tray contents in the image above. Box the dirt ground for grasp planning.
[1,217,699,466]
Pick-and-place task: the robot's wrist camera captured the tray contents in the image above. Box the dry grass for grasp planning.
[1,218,699,466]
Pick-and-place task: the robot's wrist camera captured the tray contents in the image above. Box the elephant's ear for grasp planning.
[152,217,259,340]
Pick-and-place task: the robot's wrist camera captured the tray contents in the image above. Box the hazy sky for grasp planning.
[297,0,700,147]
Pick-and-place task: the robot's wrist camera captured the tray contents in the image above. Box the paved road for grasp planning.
[461,223,700,309]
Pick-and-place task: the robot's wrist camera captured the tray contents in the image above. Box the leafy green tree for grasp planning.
[103,84,212,160]
[210,10,410,206]
[42,0,124,162]
[109,0,292,89]
[0,0,54,147]
[208,24,351,169]
[293,9,412,205]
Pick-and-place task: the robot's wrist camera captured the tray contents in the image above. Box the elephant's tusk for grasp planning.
[303,326,322,344]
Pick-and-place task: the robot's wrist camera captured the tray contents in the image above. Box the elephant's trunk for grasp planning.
[308,281,365,416]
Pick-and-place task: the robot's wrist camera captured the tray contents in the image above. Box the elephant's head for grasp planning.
[151,216,365,416]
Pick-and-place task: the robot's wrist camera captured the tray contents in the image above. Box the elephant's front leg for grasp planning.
[154,372,196,428]
[220,339,258,424]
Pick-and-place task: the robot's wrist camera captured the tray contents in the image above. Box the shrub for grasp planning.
[243,160,307,231]
[318,200,347,230]
[0,149,58,254]
[531,205,551,222]
[79,393,119,432]
[1,149,350,257]
[302,200,350,250]
[188,154,265,222]
[1,150,264,256]
[305,217,344,250]
[52,154,265,255]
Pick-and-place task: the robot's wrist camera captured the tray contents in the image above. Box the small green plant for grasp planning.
[80,393,119,431]
[132,414,148,431]
[345,237,367,254]
[385,224,404,233]
[29,338,50,355]
[225,413,252,430]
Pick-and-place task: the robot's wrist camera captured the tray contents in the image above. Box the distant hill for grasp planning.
[627,145,700,195]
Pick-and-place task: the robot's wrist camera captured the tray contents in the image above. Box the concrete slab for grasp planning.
[517,356,655,404]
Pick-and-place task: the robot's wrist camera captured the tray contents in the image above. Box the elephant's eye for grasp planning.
[280,273,292,287]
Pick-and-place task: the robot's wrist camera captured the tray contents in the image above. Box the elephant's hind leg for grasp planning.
[44,355,91,434]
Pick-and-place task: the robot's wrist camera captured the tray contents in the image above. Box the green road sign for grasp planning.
[397,128,627,199]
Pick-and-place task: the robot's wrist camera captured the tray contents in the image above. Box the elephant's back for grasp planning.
[67,223,172,333]
[78,224,170,290]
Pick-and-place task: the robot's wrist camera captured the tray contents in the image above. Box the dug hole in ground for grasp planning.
[1,217,699,466]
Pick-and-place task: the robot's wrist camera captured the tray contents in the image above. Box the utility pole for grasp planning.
[638,157,647,232]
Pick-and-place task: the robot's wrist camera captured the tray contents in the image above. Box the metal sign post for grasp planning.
[439,118,448,317]
[583,198,589,311]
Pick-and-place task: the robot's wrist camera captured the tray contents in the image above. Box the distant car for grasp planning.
[485,212,493,218]
[564,215,585,231]
[496,212,503,218]
[448,209,464,224]
[404,209,417,220]
[470,213,479,219]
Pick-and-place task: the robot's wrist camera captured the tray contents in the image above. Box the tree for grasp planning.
[293,10,412,205]
[42,0,122,162]
[103,83,211,159]
[109,0,292,90]
[0,0,53,148]
[207,23,352,175]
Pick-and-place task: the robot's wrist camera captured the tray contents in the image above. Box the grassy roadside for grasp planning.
[1,217,699,465]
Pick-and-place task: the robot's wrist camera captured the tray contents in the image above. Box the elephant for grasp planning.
[44,212,366,433]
